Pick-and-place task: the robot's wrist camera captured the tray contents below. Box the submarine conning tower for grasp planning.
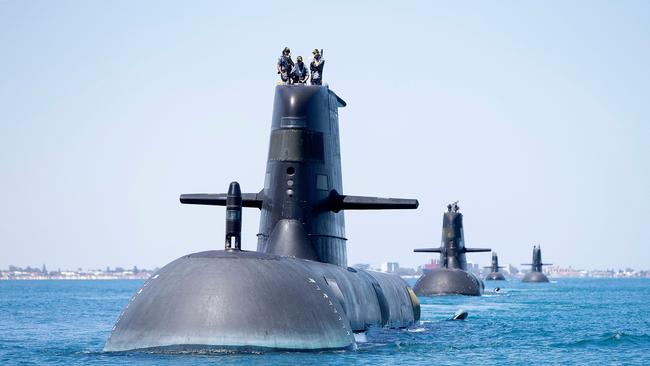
[523,245,551,273]
[257,86,418,265]
[180,85,418,267]
[414,202,491,271]
[440,204,468,269]
[533,245,544,272]
[257,85,348,265]
[489,252,501,273]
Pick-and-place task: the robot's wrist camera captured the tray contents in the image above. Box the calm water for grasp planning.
[1,278,649,365]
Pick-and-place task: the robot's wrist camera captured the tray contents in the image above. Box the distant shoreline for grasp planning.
[0,276,149,281]
[2,276,649,281]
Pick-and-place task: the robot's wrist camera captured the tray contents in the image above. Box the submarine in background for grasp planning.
[412,202,491,296]
[521,245,551,283]
[104,85,421,352]
[484,252,506,281]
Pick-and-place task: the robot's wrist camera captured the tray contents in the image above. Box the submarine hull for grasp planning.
[105,250,419,352]
[485,272,506,281]
[413,269,484,296]
[522,271,549,283]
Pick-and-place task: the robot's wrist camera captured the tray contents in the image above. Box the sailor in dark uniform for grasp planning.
[276,47,294,84]
[310,49,325,85]
[290,56,309,84]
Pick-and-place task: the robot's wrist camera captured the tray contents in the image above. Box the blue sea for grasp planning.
[1,278,649,365]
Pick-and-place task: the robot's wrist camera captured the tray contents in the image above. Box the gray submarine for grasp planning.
[412,202,491,296]
[521,245,551,283]
[104,85,421,352]
[484,252,506,281]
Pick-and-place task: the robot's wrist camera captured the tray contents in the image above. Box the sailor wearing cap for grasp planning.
[276,47,294,84]
[310,49,325,85]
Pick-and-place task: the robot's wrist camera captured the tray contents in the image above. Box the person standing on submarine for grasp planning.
[310,49,324,85]
[290,56,309,84]
[276,47,294,84]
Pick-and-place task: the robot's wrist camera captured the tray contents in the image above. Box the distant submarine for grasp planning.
[484,252,506,281]
[412,202,491,296]
[104,85,421,352]
[521,245,551,283]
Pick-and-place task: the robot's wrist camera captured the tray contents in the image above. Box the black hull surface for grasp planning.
[105,250,419,352]
[485,272,506,281]
[413,269,484,296]
[522,271,549,283]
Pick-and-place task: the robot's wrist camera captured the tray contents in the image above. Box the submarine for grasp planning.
[104,84,421,352]
[412,202,491,296]
[521,245,551,283]
[484,252,506,281]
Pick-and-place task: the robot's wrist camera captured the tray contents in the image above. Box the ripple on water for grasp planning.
[552,331,650,349]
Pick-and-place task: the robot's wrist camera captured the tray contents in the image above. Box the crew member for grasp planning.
[310,49,325,85]
[276,47,294,84]
[290,56,309,84]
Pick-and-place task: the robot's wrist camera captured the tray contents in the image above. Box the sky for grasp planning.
[1,1,649,271]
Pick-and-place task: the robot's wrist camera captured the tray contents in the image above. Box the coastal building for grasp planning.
[380,262,399,273]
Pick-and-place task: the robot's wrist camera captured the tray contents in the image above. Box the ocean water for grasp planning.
[1,278,649,365]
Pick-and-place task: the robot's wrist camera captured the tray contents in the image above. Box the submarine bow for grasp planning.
[105,85,420,352]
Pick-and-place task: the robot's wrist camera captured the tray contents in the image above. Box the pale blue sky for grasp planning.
[1,1,648,270]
